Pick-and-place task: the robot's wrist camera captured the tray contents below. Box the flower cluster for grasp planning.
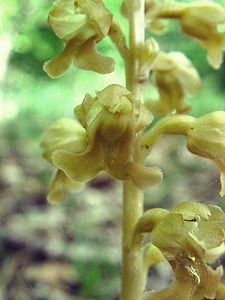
[135,201,225,300]
[41,84,163,202]
[43,0,115,78]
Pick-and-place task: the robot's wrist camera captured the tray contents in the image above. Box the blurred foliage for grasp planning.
[0,0,225,299]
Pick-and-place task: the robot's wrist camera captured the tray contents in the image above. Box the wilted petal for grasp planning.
[75,37,115,73]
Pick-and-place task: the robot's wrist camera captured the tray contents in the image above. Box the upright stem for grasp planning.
[121,1,146,300]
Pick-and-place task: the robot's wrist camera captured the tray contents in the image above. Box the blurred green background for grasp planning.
[0,0,225,299]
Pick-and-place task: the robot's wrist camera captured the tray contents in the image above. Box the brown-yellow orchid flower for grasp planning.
[146,51,201,116]
[186,111,225,197]
[40,118,87,203]
[138,201,225,300]
[52,84,163,189]
[43,0,114,78]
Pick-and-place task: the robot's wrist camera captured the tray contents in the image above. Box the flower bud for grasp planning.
[186,111,225,196]
[179,1,225,69]
[147,52,201,116]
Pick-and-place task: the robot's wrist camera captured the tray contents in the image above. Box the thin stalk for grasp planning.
[140,114,195,149]
[121,1,146,300]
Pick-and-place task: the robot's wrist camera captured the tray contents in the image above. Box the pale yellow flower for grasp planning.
[43,0,114,78]
[139,201,225,300]
[52,84,163,189]
[146,51,201,116]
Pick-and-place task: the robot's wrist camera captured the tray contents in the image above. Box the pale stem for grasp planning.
[140,114,195,149]
[121,0,146,300]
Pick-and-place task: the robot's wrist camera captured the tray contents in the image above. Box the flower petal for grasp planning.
[40,118,86,163]
[75,38,115,73]
[77,0,112,36]
[43,38,79,78]
[47,170,83,204]
[52,145,104,182]
[126,162,163,189]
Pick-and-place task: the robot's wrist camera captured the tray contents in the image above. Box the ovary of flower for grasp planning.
[52,84,163,188]
[146,51,201,116]
[186,111,225,196]
[140,201,225,300]
[43,0,114,78]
